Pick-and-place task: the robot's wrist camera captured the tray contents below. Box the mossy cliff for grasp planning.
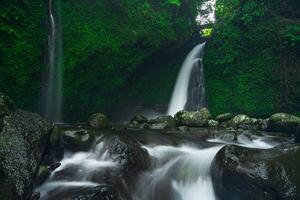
[204,0,300,117]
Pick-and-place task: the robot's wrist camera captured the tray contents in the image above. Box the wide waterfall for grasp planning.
[167,43,206,116]
[43,0,63,122]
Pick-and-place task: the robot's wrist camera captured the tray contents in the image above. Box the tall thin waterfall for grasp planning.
[167,43,207,116]
[43,0,63,122]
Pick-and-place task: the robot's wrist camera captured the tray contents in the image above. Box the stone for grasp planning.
[174,107,212,127]
[130,114,148,124]
[269,113,300,135]
[0,109,52,199]
[215,113,233,123]
[62,129,94,151]
[208,119,219,127]
[231,114,259,128]
[88,113,109,129]
[148,115,176,130]
[211,144,300,200]
[36,166,50,186]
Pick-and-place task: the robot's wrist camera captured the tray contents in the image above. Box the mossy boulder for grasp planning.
[128,114,148,129]
[208,120,219,127]
[174,108,212,127]
[215,113,233,123]
[88,113,109,129]
[148,115,176,130]
[0,109,52,199]
[269,113,300,135]
[231,114,259,128]
[130,114,148,124]
[62,129,94,151]
[212,144,300,200]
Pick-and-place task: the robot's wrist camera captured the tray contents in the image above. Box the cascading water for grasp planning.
[36,130,279,200]
[167,43,207,116]
[133,145,223,200]
[43,0,63,122]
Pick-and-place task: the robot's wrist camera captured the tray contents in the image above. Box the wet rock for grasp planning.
[212,144,300,200]
[88,113,109,129]
[269,113,300,135]
[50,126,62,146]
[178,126,190,132]
[208,119,219,127]
[0,109,53,199]
[127,114,148,129]
[71,184,118,200]
[214,132,236,142]
[62,129,94,151]
[105,136,150,186]
[148,115,176,130]
[255,118,269,131]
[130,114,148,124]
[215,113,233,123]
[149,123,169,130]
[30,191,40,200]
[36,166,50,186]
[231,114,259,128]
[174,107,212,127]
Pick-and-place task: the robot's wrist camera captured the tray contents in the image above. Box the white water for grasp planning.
[36,142,116,198]
[43,0,63,122]
[167,43,206,116]
[133,145,223,200]
[36,134,280,199]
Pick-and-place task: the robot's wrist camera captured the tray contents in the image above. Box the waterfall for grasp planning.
[43,0,63,122]
[133,145,223,200]
[167,43,207,116]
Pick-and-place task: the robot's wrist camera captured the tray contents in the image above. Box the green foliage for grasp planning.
[0,1,46,110]
[205,0,300,117]
[167,0,181,6]
[60,0,201,120]
[201,28,213,37]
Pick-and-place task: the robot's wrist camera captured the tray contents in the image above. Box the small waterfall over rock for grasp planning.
[43,0,63,122]
[167,43,207,116]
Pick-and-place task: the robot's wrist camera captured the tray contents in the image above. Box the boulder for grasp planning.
[231,114,259,128]
[36,166,50,186]
[88,113,109,129]
[174,107,212,127]
[62,129,94,151]
[70,184,119,200]
[269,113,300,135]
[148,115,176,130]
[215,113,233,123]
[211,144,300,200]
[104,136,150,186]
[130,114,148,124]
[255,118,269,131]
[0,109,52,199]
[208,119,219,127]
[178,126,190,132]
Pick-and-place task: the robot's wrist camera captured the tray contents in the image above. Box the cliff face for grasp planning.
[204,0,300,117]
